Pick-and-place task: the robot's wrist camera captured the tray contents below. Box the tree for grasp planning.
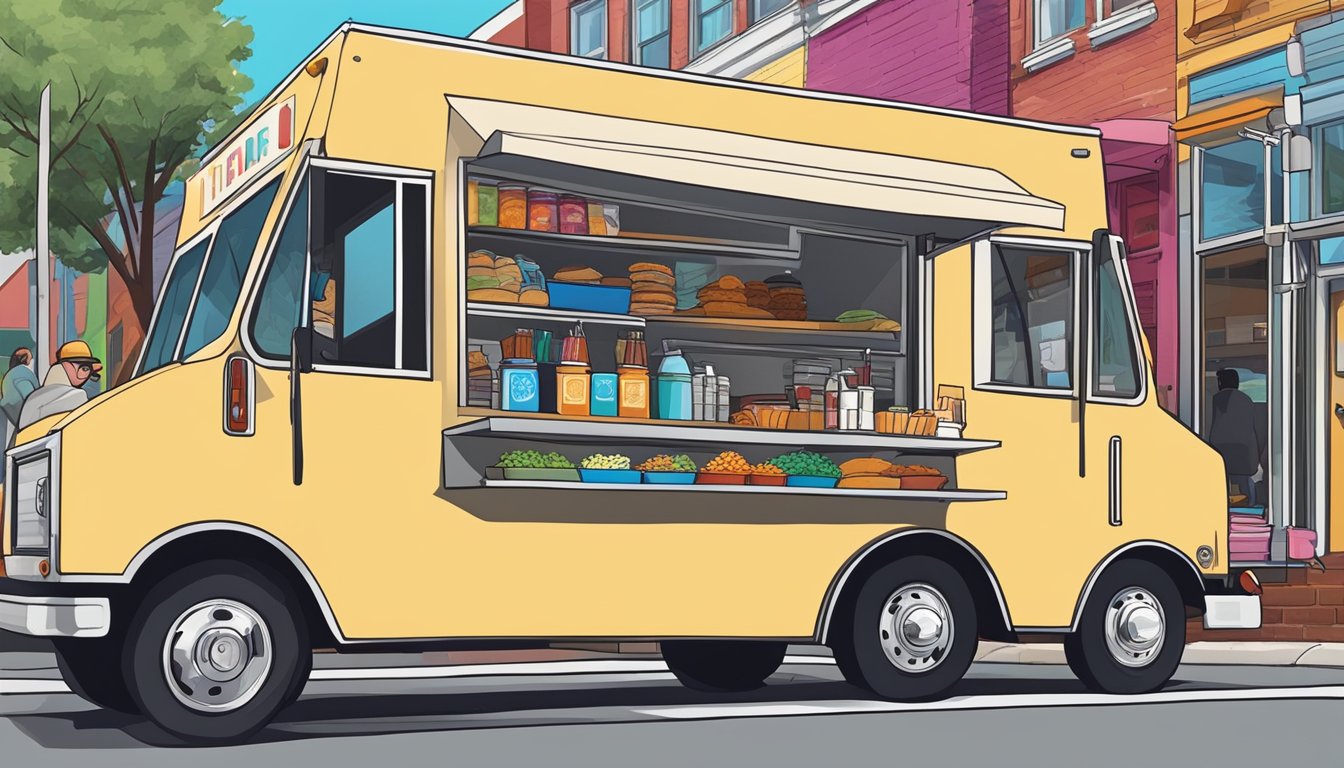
[0,0,253,353]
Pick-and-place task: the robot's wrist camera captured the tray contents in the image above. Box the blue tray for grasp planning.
[548,282,632,314]
[579,468,642,484]
[643,471,697,485]
[786,475,840,488]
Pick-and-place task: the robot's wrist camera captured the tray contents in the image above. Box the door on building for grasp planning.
[1330,287,1344,551]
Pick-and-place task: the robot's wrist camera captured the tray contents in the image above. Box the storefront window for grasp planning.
[1319,121,1344,216]
[987,245,1074,390]
[1200,139,1282,242]
[1321,236,1344,266]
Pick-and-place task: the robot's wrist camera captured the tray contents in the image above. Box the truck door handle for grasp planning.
[1108,436,1122,527]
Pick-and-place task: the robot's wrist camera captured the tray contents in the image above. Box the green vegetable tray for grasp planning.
[786,475,840,488]
[501,467,581,482]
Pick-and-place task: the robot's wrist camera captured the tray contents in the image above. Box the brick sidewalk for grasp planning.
[1186,553,1344,643]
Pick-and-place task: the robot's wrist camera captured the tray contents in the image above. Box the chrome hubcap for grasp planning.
[1104,587,1166,668]
[879,583,953,674]
[163,599,272,712]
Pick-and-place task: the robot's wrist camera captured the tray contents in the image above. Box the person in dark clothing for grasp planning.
[1207,368,1265,506]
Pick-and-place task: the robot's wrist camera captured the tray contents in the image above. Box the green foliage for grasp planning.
[767,450,842,478]
[0,0,253,328]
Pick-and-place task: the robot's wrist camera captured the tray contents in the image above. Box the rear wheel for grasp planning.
[124,561,309,745]
[1064,559,1185,694]
[837,556,977,701]
[53,633,138,714]
[661,640,787,692]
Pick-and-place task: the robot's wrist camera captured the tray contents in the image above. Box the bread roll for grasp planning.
[629,270,676,287]
[631,290,677,306]
[468,288,520,304]
[698,288,747,304]
[554,265,602,283]
[702,302,773,318]
[600,276,633,287]
[518,288,549,307]
[630,303,676,315]
[714,275,745,290]
[840,457,895,477]
[468,251,496,269]
[629,262,673,276]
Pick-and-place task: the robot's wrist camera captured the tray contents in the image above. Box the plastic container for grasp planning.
[500,359,540,412]
[548,282,633,314]
[502,467,580,482]
[786,475,840,488]
[590,373,618,417]
[696,472,748,485]
[528,189,559,232]
[467,179,479,225]
[557,364,591,416]
[497,185,527,229]
[618,366,650,419]
[656,351,692,421]
[748,474,788,486]
[477,181,499,227]
[579,468,642,484]
[587,201,608,235]
[643,471,696,485]
[559,195,588,235]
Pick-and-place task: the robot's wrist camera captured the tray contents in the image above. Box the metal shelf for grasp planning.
[479,479,1004,502]
[467,226,799,262]
[445,415,1000,455]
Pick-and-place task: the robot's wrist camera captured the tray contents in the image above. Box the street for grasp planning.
[0,648,1341,766]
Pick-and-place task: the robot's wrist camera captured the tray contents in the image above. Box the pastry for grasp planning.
[468,251,496,269]
[702,302,774,318]
[630,302,676,315]
[840,457,895,477]
[629,269,676,287]
[601,276,633,287]
[768,294,808,309]
[771,309,808,321]
[713,275,745,290]
[698,288,748,304]
[629,262,673,276]
[468,288,520,304]
[631,280,675,294]
[631,290,677,306]
[745,281,771,309]
[554,265,603,283]
[518,288,549,306]
[467,265,497,279]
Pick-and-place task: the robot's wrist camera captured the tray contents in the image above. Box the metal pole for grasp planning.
[35,83,51,382]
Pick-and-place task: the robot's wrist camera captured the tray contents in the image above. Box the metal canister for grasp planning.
[717,375,731,422]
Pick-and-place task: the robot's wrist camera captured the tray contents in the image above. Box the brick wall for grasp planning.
[1187,554,1344,642]
[1010,0,1177,124]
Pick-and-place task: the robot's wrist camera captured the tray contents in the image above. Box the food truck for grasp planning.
[0,24,1261,743]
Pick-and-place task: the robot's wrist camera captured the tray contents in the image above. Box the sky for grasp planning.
[218,0,516,105]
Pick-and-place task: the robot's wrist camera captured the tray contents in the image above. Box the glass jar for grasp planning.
[477,181,499,227]
[618,366,650,419]
[559,195,588,235]
[528,189,559,232]
[497,185,528,229]
[557,363,592,416]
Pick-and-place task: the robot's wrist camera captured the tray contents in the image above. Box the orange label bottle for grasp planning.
[618,366,650,419]
[557,364,592,416]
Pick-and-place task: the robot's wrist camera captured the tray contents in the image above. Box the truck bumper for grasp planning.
[1202,594,1262,630]
[0,594,109,638]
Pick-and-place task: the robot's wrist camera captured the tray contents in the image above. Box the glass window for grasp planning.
[310,170,429,372]
[1319,121,1344,216]
[139,238,211,375]
[1200,139,1282,241]
[1102,0,1147,15]
[1321,236,1344,266]
[182,180,281,359]
[251,180,309,359]
[1093,254,1140,399]
[988,245,1074,390]
[751,0,792,22]
[570,0,606,59]
[694,0,734,55]
[634,0,670,68]
[1036,0,1085,43]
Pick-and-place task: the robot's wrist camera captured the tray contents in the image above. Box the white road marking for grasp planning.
[635,685,1344,720]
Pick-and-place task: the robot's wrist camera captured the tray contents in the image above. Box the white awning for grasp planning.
[447,96,1065,240]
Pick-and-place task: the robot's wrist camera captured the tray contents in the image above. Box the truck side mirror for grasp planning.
[292,326,314,375]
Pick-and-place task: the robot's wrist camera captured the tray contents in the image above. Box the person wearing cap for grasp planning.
[16,341,103,432]
[1,347,39,449]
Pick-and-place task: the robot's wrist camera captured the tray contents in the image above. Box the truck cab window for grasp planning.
[181,180,281,360]
[987,245,1073,390]
[139,237,212,375]
[309,169,429,373]
[1092,254,1140,399]
[250,180,310,359]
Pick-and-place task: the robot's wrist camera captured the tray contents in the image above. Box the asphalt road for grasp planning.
[1,652,1342,766]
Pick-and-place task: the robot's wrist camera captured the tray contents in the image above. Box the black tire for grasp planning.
[839,556,977,701]
[1064,559,1185,695]
[661,640,787,692]
[52,633,138,714]
[124,560,309,745]
[280,649,313,710]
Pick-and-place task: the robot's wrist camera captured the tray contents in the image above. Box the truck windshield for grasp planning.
[137,180,280,376]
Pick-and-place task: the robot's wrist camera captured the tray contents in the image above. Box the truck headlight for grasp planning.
[10,450,53,555]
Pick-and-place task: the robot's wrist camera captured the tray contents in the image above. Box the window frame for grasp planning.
[1194,139,1281,250]
[1034,0,1087,47]
[972,236,1084,399]
[133,223,217,377]
[749,0,792,24]
[1087,236,1149,406]
[241,156,435,380]
[632,0,671,67]
[570,0,607,59]
[691,0,736,58]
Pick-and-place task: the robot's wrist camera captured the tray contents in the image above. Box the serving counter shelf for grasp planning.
[446,411,1000,455]
[467,226,799,263]
[478,479,1004,502]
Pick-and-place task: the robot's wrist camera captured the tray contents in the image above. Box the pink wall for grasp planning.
[806,0,1009,115]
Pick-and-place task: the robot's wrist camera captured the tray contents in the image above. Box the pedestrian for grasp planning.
[1,347,39,450]
[17,341,103,432]
[1207,368,1265,506]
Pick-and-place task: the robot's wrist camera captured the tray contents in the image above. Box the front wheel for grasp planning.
[1064,559,1185,694]
[53,633,138,714]
[661,640,787,692]
[124,561,309,745]
[836,556,978,701]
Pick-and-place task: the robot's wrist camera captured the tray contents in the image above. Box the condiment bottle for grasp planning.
[618,366,650,419]
[557,362,592,416]
[656,351,692,420]
[622,330,648,369]
[500,359,540,412]
[560,322,589,365]
[836,369,859,431]
[824,373,840,430]
[497,184,527,229]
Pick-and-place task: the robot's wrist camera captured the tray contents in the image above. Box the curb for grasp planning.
[974,641,1344,668]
